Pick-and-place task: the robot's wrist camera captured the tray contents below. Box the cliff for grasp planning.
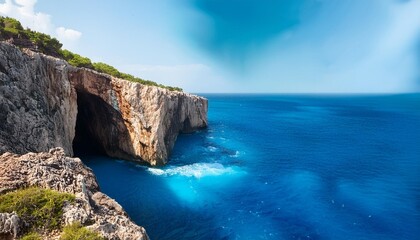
[0,42,208,165]
[0,148,149,239]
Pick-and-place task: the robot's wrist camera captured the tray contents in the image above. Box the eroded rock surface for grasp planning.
[0,148,149,240]
[0,42,77,156]
[0,42,207,165]
[0,212,20,239]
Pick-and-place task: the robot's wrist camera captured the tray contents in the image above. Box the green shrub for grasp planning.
[2,17,24,30]
[26,31,62,56]
[60,49,93,68]
[20,232,42,240]
[3,27,20,35]
[93,62,120,76]
[0,187,75,231]
[60,222,104,240]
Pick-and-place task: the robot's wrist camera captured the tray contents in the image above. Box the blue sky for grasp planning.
[1,0,419,93]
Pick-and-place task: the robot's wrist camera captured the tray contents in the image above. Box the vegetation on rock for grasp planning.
[0,16,182,91]
[0,17,62,57]
[92,62,183,91]
[60,49,94,69]
[20,232,42,240]
[0,187,74,232]
[60,222,104,240]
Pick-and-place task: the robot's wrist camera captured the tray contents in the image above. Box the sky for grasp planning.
[1,0,419,93]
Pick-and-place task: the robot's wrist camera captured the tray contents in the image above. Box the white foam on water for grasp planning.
[147,168,165,175]
[147,163,237,178]
[230,151,240,157]
[207,146,218,152]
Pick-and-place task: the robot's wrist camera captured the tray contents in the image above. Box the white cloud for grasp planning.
[0,0,81,46]
[56,27,82,42]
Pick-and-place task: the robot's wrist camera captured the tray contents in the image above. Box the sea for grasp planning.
[83,94,420,240]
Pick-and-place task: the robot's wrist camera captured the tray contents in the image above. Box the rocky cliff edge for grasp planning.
[0,148,149,239]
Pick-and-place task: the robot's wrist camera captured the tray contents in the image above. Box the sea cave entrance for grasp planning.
[72,90,134,159]
[72,90,108,156]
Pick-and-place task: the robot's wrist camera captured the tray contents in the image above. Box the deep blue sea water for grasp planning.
[83,94,420,240]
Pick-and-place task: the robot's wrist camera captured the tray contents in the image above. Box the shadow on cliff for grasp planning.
[72,90,136,159]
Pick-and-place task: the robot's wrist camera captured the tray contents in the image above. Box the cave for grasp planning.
[72,91,107,156]
[72,90,132,158]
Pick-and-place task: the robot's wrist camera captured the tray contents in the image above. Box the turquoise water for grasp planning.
[83,94,420,240]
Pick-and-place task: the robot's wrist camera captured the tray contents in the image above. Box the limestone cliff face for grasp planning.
[0,43,77,156]
[0,42,207,165]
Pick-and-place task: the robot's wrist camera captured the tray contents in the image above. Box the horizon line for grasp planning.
[192,92,420,95]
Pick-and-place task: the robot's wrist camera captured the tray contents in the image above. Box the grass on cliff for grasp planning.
[0,16,182,92]
[0,187,75,232]
[60,222,105,240]
[20,232,42,240]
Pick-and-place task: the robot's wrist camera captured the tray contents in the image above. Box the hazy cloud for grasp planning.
[186,0,320,68]
[182,0,420,92]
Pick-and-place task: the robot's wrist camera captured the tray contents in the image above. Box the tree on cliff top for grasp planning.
[0,16,62,57]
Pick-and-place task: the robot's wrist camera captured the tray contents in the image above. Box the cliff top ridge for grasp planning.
[0,16,182,92]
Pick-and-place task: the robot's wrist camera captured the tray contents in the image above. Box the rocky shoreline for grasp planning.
[0,148,149,239]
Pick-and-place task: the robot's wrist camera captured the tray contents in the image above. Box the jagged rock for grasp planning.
[87,192,147,240]
[0,42,207,165]
[62,200,90,226]
[0,148,149,240]
[0,212,20,239]
[0,148,98,194]
[91,192,126,215]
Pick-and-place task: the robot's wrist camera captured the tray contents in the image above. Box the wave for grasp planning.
[206,146,218,152]
[230,151,240,158]
[147,163,237,178]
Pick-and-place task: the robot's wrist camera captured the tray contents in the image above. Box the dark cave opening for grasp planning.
[72,90,107,156]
